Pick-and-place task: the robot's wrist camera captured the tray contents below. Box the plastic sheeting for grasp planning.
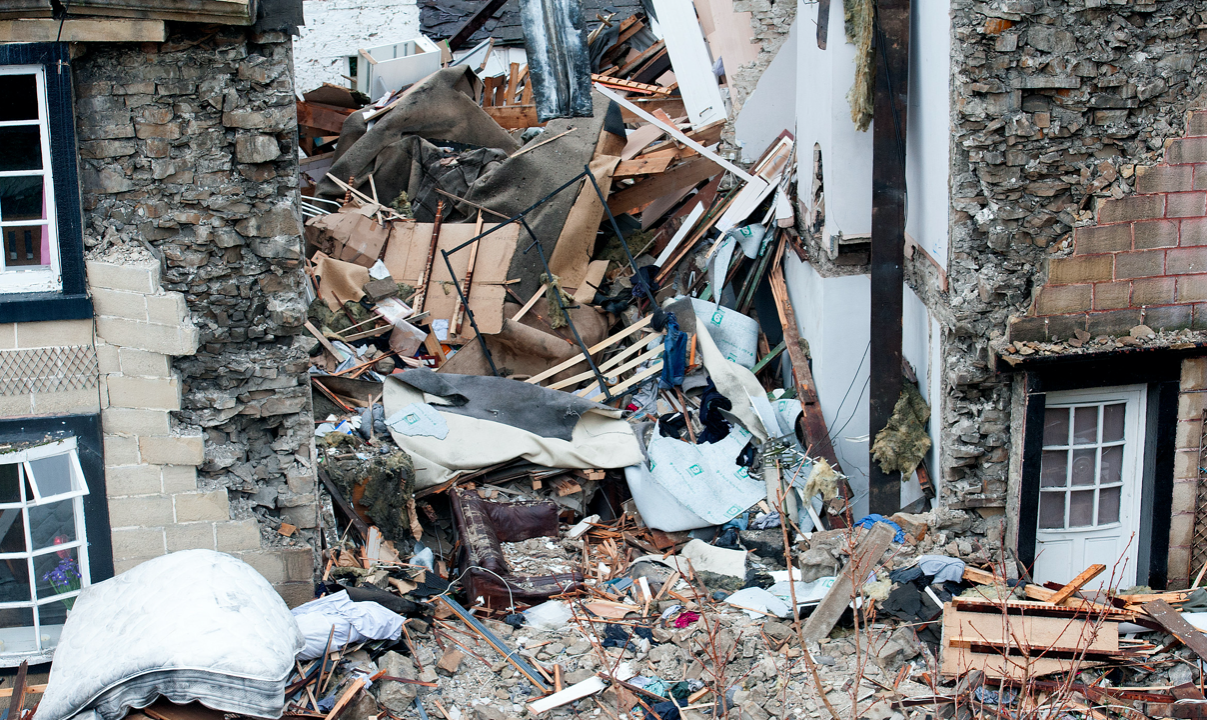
[292,590,406,660]
[35,550,304,720]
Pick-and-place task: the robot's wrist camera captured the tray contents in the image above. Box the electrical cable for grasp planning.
[56,0,73,42]
[829,341,871,426]
[830,375,870,441]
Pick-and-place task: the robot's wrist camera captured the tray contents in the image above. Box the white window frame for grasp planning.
[0,437,91,664]
[0,64,61,295]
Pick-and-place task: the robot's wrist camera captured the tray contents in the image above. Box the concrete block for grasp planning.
[96,342,121,374]
[31,388,101,415]
[86,259,160,293]
[1167,192,1207,219]
[1092,281,1129,310]
[111,527,165,560]
[15,319,93,348]
[1177,274,1207,302]
[103,434,141,466]
[1049,254,1114,284]
[1184,217,1207,247]
[105,464,163,496]
[1179,392,1206,422]
[103,407,171,437]
[1172,479,1196,515]
[1135,165,1194,194]
[1131,277,1177,306]
[274,582,316,609]
[145,293,190,326]
[1035,284,1092,314]
[1184,358,1207,391]
[174,489,230,522]
[165,521,217,552]
[1113,250,1165,279]
[119,347,173,377]
[114,557,156,575]
[90,287,148,322]
[108,494,173,528]
[161,465,198,493]
[139,433,204,466]
[1133,220,1179,249]
[1169,247,1207,275]
[1097,195,1165,224]
[1175,419,1202,449]
[1174,448,1199,479]
[281,546,315,583]
[105,374,181,411]
[1168,544,1192,586]
[96,316,199,356]
[1074,224,1131,254]
[0,324,15,350]
[237,550,286,584]
[1168,137,1207,164]
[0,394,32,417]
[216,519,262,552]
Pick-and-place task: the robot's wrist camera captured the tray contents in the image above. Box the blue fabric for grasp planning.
[854,514,905,543]
[660,312,687,389]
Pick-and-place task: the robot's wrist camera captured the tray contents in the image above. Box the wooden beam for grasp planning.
[607,157,720,215]
[484,105,545,130]
[802,523,896,642]
[1142,600,1207,663]
[1046,564,1106,605]
[867,0,911,516]
[448,0,509,50]
[0,17,165,42]
[297,101,354,135]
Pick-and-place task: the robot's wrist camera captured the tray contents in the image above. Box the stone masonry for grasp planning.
[913,0,1207,512]
[72,23,317,604]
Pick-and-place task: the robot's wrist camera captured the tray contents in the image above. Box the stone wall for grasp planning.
[1171,356,1207,588]
[929,0,1207,509]
[73,23,317,604]
[0,320,99,417]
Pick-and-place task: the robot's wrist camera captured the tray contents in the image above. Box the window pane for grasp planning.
[0,126,43,172]
[1102,403,1125,443]
[1043,408,1069,446]
[0,508,26,555]
[1071,448,1097,486]
[27,454,73,499]
[1099,486,1121,524]
[1069,490,1095,527]
[1073,406,1098,444]
[1039,492,1065,529]
[0,607,37,655]
[0,75,38,122]
[37,596,68,637]
[0,555,30,604]
[29,500,75,551]
[3,225,49,269]
[1100,445,1123,485]
[35,546,79,603]
[1041,450,1068,487]
[0,176,46,222]
[0,464,20,505]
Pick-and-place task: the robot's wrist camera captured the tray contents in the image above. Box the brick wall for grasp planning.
[1170,356,1207,588]
[1010,110,1207,343]
[0,320,99,416]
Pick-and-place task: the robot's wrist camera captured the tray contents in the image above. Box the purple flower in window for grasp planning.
[42,556,80,610]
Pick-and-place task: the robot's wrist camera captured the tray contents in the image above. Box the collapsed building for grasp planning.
[2,0,1207,717]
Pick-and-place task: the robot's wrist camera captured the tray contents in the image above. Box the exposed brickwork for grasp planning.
[1012,111,1207,341]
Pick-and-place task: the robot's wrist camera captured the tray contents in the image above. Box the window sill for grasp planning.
[0,293,92,324]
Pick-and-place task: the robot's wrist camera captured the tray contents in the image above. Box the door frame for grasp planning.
[1015,352,1179,589]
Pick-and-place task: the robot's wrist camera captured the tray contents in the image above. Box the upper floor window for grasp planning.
[0,65,60,294]
[0,43,89,323]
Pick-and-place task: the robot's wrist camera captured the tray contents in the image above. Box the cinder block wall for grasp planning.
[67,23,318,605]
[1170,356,1207,588]
[1010,110,1207,342]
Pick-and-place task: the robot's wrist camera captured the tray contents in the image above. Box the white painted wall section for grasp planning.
[904,0,953,269]
[784,256,939,516]
[295,0,422,94]
[734,20,797,162]
[793,0,874,243]
[650,0,728,128]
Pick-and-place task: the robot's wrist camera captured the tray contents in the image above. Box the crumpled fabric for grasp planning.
[644,701,681,720]
[660,312,687,390]
[975,687,1017,706]
[630,677,669,698]
[697,380,733,444]
[917,555,967,584]
[292,590,405,660]
[672,611,700,628]
[854,514,905,543]
[669,680,704,700]
[751,511,781,529]
[1182,588,1207,612]
[601,623,654,649]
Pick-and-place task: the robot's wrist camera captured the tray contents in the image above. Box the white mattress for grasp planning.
[35,550,304,720]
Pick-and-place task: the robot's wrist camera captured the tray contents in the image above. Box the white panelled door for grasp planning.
[1033,385,1146,590]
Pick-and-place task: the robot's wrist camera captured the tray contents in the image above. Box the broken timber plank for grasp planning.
[526,315,654,384]
[297,101,354,135]
[1142,600,1207,662]
[484,105,545,130]
[801,523,895,642]
[607,157,721,215]
[1047,564,1107,605]
[613,154,677,178]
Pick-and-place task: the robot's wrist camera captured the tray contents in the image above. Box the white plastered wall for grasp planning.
[733,20,798,162]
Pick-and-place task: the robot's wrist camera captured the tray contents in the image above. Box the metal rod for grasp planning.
[443,171,590,255]
[519,218,612,400]
[583,165,658,310]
